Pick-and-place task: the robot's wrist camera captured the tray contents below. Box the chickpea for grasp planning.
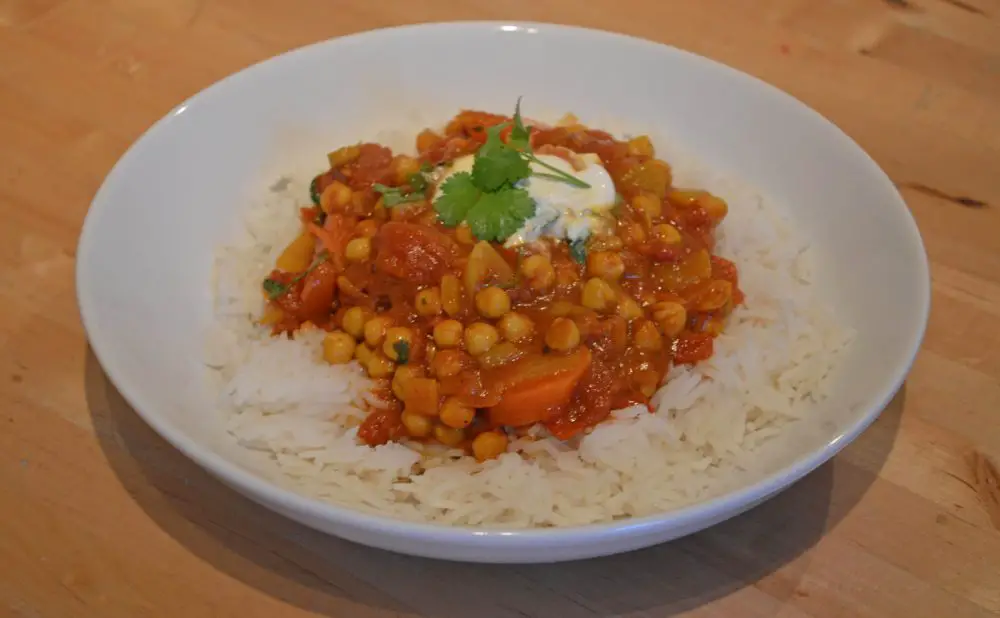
[545,317,581,351]
[393,155,421,184]
[520,254,555,290]
[345,237,372,262]
[581,277,616,312]
[322,331,356,365]
[472,430,510,462]
[320,180,352,213]
[432,350,470,378]
[632,193,662,219]
[363,316,393,347]
[650,301,687,337]
[354,342,374,365]
[415,287,443,317]
[433,319,464,348]
[475,286,511,319]
[633,320,663,351]
[355,219,379,238]
[700,194,729,221]
[619,221,647,246]
[433,424,465,447]
[464,322,499,356]
[627,135,655,157]
[382,327,415,361]
[392,365,425,400]
[366,354,396,379]
[455,223,476,245]
[401,410,432,437]
[634,369,660,397]
[617,295,643,320]
[692,280,733,312]
[652,223,682,245]
[498,312,534,343]
[342,306,373,340]
[587,251,625,282]
[440,397,476,429]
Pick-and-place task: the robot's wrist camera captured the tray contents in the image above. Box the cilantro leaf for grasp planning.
[465,187,536,242]
[434,172,481,226]
[471,123,531,192]
[509,97,531,151]
[309,175,322,205]
[393,340,410,365]
[407,172,428,193]
[569,236,589,264]
[472,149,530,192]
[262,251,330,300]
[262,279,286,299]
[373,183,425,207]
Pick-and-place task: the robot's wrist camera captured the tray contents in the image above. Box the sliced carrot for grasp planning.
[275,232,316,272]
[486,347,592,428]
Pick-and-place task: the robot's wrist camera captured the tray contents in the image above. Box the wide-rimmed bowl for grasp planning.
[77,22,929,563]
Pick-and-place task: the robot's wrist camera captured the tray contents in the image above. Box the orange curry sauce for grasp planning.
[260,110,743,460]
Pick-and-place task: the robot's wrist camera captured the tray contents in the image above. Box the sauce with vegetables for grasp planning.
[260,103,743,460]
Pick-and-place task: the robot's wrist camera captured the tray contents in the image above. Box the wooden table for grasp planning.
[2,0,999,616]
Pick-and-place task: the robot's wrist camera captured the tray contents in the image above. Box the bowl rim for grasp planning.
[76,20,931,544]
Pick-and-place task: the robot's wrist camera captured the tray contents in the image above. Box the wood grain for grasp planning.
[2,0,999,616]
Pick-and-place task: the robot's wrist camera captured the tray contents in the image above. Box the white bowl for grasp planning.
[77,22,929,563]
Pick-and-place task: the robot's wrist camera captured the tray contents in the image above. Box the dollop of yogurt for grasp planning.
[433,153,618,247]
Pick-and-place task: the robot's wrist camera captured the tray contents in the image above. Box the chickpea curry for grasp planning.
[260,102,743,462]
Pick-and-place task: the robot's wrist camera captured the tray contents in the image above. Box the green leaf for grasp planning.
[470,121,531,192]
[393,340,410,365]
[373,183,425,207]
[434,172,481,226]
[569,236,589,264]
[309,175,322,205]
[465,187,536,242]
[472,148,530,192]
[509,96,531,151]
[261,252,330,300]
[407,172,428,193]
[262,278,287,299]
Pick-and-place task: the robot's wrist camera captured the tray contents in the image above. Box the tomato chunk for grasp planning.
[375,222,457,285]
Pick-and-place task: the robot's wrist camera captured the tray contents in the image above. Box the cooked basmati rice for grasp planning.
[206,147,853,527]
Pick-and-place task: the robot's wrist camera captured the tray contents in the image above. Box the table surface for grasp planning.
[2,0,1000,616]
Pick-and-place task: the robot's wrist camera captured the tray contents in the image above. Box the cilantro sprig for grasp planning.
[433,99,590,242]
[373,171,431,207]
[262,251,329,300]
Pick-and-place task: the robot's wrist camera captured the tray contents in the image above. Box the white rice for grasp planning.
[206,146,853,528]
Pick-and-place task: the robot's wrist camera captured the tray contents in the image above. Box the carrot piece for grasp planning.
[486,347,592,427]
[275,232,316,272]
[403,378,440,417]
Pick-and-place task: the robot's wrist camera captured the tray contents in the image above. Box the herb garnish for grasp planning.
[433,99,591,242]
[261,251,329,300]
[569,236,588,264]
[373,171,431,207]
[309,175,322,206]
[393,340,410,365]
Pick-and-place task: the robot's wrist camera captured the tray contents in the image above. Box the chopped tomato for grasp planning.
[375,222,457,285]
